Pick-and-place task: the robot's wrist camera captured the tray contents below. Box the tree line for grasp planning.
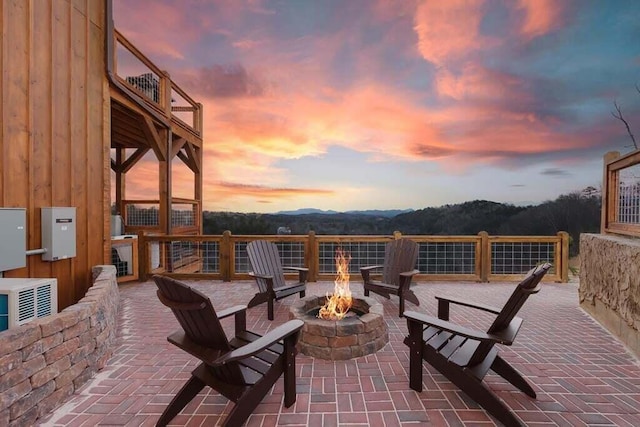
[202,189,601,256]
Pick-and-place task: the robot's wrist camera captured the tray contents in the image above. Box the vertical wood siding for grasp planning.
[1,0,109,309]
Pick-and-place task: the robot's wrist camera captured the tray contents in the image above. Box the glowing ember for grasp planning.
[318,248,353,320]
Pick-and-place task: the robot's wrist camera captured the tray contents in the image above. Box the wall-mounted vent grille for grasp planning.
[0,278,58,331]
[18,289,35,322]
[37,284,53,317]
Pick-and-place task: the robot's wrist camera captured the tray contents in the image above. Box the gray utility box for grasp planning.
[41,207,76,261]
[0,208,27,271]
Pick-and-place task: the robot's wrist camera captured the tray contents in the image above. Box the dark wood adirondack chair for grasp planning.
[153,275,303,427]
[360,238,420,317]
[246,240,307,320]
[404,263,551,427]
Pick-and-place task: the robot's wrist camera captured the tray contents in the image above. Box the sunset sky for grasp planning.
[113,0,640,213]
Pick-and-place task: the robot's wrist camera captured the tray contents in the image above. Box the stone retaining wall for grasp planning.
[0,265,119,426]
[580,233,640,358]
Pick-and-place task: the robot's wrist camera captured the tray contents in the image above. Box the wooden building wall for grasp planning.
[1,0,110,309]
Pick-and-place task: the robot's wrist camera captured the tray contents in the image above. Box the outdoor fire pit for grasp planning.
[289,295,388,360]
[288,248,388,360]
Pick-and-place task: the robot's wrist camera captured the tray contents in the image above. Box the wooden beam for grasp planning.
[170,137,186,159]
[142,115,166,160]
[120,147,150,173]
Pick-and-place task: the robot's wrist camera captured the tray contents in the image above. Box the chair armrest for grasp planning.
[283,266,308,272]
[435,295,502,315]
[217,305,246,320]
[213,320,304,365]
[248,271,274,281]
[283,266,309,283]
[360,265,383,282]
[400,269,420,278]
[404,311,493,343]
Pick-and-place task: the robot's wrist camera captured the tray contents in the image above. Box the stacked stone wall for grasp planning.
[0,265,119,426]
[580,233,640,357]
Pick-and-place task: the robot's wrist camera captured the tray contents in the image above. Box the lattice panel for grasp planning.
[617,163,640,225]
[156,241,219,273]
[234,241,305,273]
[491,242,555,274]
[417,242,476,274]
[171,204,196,227]
[126,204,159,226]
[318,241,387,274]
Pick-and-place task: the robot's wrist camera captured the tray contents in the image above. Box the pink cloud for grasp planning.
[413,0,487,65]
[516,0,565,40]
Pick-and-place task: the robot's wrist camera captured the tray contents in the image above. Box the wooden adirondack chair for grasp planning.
[404,263,551,427]
[246,240,307,320]
[153,275,303,427]
[360,238,420,317]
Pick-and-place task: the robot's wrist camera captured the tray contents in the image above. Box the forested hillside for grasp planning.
[201,190,601,255]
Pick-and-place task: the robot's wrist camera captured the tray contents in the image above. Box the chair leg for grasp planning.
[456,373,524,426]
[406,321,424,392]
[300,290,305,298]
[398,295,405,317]
[491,354,536,398]
[427,353,525,427]
[156,375,205,426]
[283,335,298,407]
[268,297,274,321]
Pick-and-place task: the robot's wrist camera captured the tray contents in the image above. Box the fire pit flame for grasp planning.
[318,248,353,320]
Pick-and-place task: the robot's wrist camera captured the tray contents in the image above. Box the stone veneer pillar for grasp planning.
[579,233,639,358]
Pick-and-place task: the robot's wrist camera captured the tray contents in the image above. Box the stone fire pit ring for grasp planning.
[289,295,389,360]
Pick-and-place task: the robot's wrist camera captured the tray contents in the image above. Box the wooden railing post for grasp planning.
[601,151,621,233]
[220,230,232,282]
[558,231,570,283]
[137,231,148,282]
[306,231,317,282]
[478,231,489,282]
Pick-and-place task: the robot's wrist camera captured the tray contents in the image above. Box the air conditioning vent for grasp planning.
[18,289,35,322]
[37,284,53,317]
[0,278,58,331]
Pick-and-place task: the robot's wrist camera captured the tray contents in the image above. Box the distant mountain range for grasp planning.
[275,208,414,217]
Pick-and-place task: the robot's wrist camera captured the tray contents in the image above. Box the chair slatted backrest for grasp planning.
[487,263,550,335]
[153,275,246,384]
[247,240,286,291]
[382,239,419,286]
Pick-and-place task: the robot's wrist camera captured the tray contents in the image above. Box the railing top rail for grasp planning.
[171,81,199,109]
[607,148,640,171]
[114,30,163,77]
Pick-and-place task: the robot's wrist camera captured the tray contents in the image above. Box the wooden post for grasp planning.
[306,231,317,282]
[558,231,570,283]
[601,151,620,233]
[137,231,148,282]
[220,230,231,282]
[478,231,490,282]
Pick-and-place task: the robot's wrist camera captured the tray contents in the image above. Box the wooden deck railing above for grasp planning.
[602,149,640,237]
[134,231,570,283]
[112,29,202,136]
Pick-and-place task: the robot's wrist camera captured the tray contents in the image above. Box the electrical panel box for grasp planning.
[41,207,76,261]
[0,208,27,272]
[0,278,58,331]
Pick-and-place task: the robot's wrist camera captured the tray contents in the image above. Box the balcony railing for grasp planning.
[121,198,200,234]
[112,29,202,135]
[602,149,640,237]
[136,231,570,283]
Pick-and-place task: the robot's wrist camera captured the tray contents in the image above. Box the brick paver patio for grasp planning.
[40,279,640,426]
